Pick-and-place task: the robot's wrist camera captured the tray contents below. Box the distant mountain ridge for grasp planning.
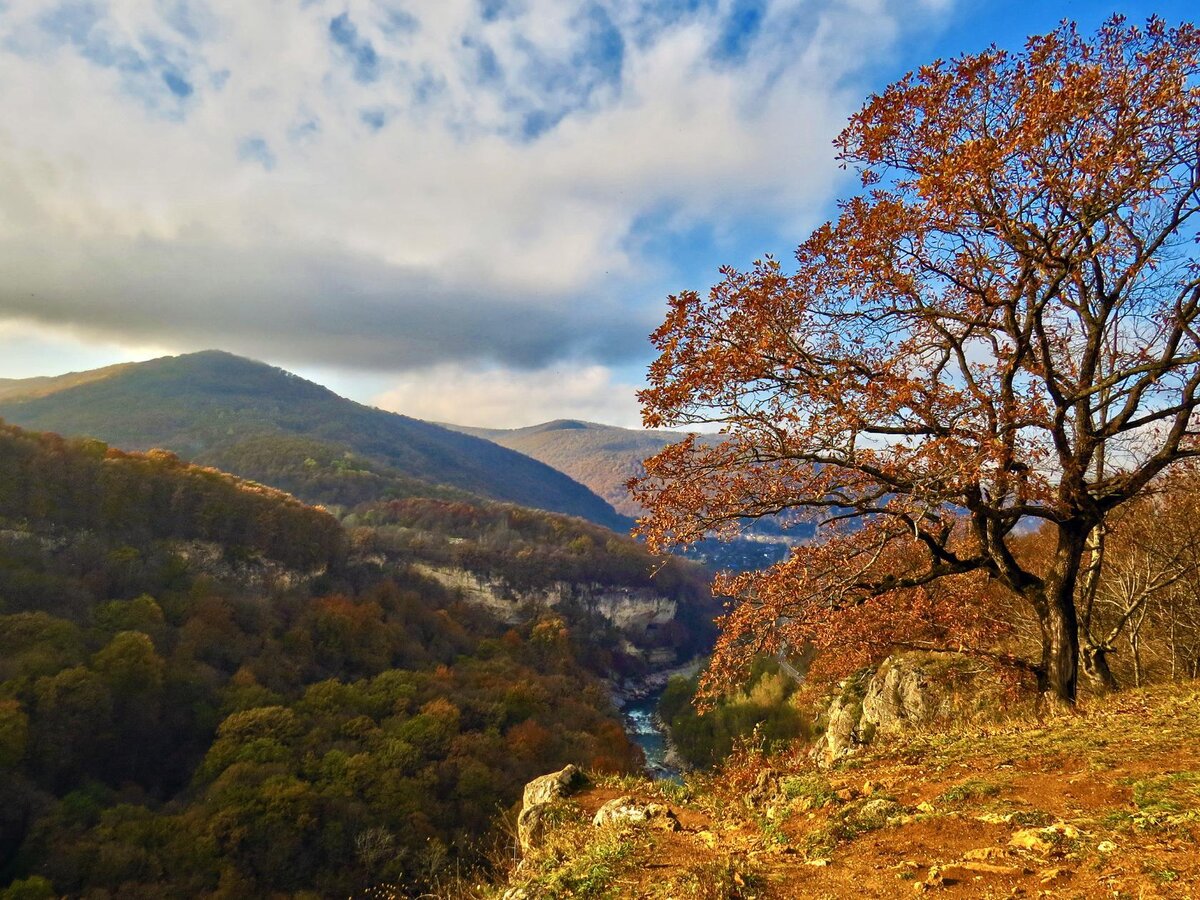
[0,361,135,401]
[0,351,629,530]
[447,418,722,518]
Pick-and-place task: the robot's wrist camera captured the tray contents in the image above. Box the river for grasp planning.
[623,689,682,781]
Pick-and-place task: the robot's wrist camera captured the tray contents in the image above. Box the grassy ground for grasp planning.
[488,683,1200,899]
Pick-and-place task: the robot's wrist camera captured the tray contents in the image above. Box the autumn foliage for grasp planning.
[634,17,1200,703]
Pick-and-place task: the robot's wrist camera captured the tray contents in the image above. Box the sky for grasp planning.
[0,0,1194,428]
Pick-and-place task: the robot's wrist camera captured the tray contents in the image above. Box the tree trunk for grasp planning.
[1040,597,1080,702]
[1082,645,1119,692]
[1170,619,1177,681]
[1130,632,1142,687]
[1035,524,1087,703]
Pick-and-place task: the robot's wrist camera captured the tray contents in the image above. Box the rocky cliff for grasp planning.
[812,652,1010,767]
[411,563,677,632]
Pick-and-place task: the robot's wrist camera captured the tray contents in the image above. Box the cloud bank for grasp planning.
[0,0,953,421]
[375,363,644,429]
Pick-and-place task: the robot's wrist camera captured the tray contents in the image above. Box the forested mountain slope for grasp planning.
[0,362,135,402]
[0,422,342,570]
[0,352,629,529]
[346,496,720,682]
[0,422,644,897]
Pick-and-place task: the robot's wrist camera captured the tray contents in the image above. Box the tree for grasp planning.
[1083,463,1200,685]
[634,17,1200,703]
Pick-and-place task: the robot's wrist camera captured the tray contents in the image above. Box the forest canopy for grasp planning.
[0,422,645,897]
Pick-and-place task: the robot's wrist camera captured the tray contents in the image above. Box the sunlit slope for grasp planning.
[0,351,629,529]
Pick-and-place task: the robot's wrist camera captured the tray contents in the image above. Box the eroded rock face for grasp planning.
[813,652,990,767]
[516,765,586,854]
[861,656,947,732]
[814,681,869,766]
[412,564,678,633]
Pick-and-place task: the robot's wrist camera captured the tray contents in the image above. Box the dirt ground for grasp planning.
[497,685,1200,899]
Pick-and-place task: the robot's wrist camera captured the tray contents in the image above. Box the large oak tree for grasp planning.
[633,17,1200,703]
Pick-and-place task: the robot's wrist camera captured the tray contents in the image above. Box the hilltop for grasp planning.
[496,683,1200,899]
[0,352,628,530]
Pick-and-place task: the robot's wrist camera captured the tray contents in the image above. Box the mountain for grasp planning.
[448,418,720,518]
[0,351,629,530]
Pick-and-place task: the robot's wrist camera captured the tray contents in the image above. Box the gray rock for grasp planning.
[523,764,584,809]
[812,652,987,768]
[516,765,587,854]
[516,804,552,856]
[812,672,872,767]
[844,797,907,830]
[861,657,946,732]
[592,796,679,830]
[746,767,779,806]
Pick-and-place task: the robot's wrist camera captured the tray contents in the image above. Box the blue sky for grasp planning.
[0,0,1192,426]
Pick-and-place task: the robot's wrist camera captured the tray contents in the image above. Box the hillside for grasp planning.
[448,419,804,569]
[0,421,648,897]
[449,419,712,519]
[346,496,720,684]
[0,421,342,570]
[0,362,135,402]
[497,683,1200,898]
[0,352,629,530]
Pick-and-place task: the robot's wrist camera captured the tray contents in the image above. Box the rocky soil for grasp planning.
[490,683,1200,899]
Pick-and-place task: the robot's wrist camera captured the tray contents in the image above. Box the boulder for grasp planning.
[523,764,584,808]
[813,652,1003,767]
[516,765,587,854]
[592,796,680,830]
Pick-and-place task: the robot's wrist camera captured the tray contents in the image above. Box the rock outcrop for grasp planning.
[592,796,679,830]
[515,765,587,854]
[861,655,953,730]
[514,768,683,861]
[813,652,997,767]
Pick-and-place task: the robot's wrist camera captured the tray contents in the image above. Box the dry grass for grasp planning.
[487,683,1200,899]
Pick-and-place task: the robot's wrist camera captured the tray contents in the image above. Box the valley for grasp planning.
[0,359,731,898]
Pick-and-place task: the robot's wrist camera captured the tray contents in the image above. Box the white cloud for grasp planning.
[374,363,643,429]
[0,0,956,420]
